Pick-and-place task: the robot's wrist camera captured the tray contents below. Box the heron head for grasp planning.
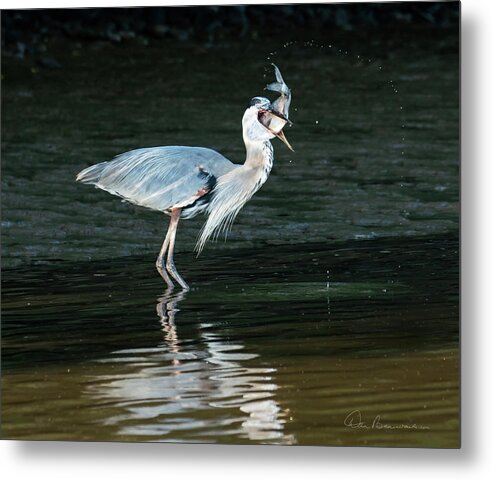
[242,97,294,151]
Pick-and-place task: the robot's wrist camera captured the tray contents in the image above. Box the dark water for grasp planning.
[1,27,459,446]
[2,236,459,446]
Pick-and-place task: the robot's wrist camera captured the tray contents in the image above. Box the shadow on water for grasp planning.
[2,234,459,446]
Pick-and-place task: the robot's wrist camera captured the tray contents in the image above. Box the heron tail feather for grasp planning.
[76,162,109,184]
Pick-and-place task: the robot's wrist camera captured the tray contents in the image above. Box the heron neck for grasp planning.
[244,140,274,170]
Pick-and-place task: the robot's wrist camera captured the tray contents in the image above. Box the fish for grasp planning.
[265,63,292,134]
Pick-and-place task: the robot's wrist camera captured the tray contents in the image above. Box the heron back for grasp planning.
[76,146,236,216]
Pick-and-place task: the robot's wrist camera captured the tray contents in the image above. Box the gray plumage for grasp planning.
[76,146,236,218]
[76,65,293,289]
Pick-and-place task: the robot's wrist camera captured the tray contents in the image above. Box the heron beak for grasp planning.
[266,108,294,152]
[258,107,294,152]
[270,109,293,127]
[273,129,294,152]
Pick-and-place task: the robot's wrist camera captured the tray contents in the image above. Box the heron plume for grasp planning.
[195,167,262,255]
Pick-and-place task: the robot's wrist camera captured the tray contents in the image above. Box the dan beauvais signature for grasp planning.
[344,410,430,430]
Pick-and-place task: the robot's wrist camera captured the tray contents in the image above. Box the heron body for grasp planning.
[77,65,292,289]
[76,146,237,219]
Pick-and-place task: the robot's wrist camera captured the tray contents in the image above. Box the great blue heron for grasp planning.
[76,64,293,290]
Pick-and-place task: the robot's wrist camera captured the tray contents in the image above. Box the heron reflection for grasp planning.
[156,288,187,363]
[86,289,295,444]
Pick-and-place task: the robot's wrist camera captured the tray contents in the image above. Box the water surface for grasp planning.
[1,27,459,447]
[2,235,458,446]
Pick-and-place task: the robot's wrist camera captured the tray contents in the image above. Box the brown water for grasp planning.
[1,26,459,447]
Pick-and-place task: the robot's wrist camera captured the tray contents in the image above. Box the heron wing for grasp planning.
[76,146,236,212]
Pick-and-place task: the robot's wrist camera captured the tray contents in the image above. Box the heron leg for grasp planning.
[156,220,174,288]
[165,208,190,291]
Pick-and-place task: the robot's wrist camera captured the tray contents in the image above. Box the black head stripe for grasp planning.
[249,97,262,107]
[249,96,270,108]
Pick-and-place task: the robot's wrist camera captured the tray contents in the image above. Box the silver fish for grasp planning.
[265,63,292,134]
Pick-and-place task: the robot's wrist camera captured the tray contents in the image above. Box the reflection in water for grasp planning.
[85,289,296,444]
[156,289,186,362]
[1,236,459,446]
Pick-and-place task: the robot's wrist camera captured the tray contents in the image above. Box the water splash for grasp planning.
[263,38,408,161]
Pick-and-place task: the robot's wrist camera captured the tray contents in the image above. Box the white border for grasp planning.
[2,0,492,479]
